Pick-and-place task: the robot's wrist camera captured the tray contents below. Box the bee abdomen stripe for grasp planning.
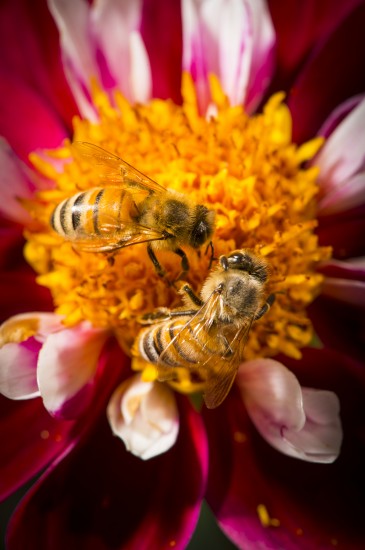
[168,323,196,364]
[93,189,105,234]
[141,330,160,363]
[60,198,71,234]
[71,192,86,231]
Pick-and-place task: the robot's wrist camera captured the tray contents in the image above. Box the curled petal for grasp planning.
[237,359,342,462]
[0,312,63,347]
[0,339,40,400]
[37,323,108,419]
[107,374,179,460]
[283,389,342,463]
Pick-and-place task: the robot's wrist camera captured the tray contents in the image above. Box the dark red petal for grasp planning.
[0,339,128,502]
[140,0,183,104]
[318,209,365,259]
[0,72,67,162]
[308,296,365,364]
[7,394,207,550]
[268,0,363,79]
[287,2,365,143]
[0,0,77,138]
[0,219,25,271]
[205,348,365,549]
[0,271,53,323]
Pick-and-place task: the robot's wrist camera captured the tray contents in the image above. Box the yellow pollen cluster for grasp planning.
[23,75,330,393]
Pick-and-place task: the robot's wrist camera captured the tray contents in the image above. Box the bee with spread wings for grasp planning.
[50,142,215,277]
[135,250,275,408]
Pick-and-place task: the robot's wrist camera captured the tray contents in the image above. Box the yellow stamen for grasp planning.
[257,504,280,528]
[22,77,330,395]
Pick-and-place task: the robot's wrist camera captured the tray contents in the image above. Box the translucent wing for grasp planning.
[71,142,167,194]
[202,317,254,409]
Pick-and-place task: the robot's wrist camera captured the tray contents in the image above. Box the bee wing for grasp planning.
[155,292,222,382]
[203,317,254,409]
[72,219,170,253]
[72,142,167,194]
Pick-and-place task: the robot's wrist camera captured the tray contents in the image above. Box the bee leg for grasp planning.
[181,284,204,307]
[147,244,166,278]
[255,293,276,321]
[173,248,190,282]
[205,241,217,269]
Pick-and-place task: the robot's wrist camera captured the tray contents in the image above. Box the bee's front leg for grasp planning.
[147,243,166,278]
[172,248,190,282]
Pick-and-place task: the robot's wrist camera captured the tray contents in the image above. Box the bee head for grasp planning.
[220,250,268,283]
[189,206,215,248]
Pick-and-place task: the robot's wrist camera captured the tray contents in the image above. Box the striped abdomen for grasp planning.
[50,186,138,240]
[137,316,229,369]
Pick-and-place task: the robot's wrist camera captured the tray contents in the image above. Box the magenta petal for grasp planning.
[7,395,207,550]
[205,348,365,549]
[0,339,40,400]
[0,72,67,161]
[322,277,365,308]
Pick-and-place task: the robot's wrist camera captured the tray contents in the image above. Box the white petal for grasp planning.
[316,98,365,192]
[319,172,365,215]
[237,358,306,432]
[37,323,108,417]
[107,374,179,460]
[0,342,40,400]
[129,30,152,103]
[283,389,342,463]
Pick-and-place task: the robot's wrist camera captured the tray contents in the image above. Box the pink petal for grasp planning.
[7,395,207,550]
[0,339,40,400]
[37,324,109,419]
[90,0,152,102]
[107,375,179,460]
[320,257,365,280]
[316,98,365,192]
[48,0,99,120]
[243,0,276,113]
[317,94,365,138]
[319,172,365,215]
[182,0,274,113]
[0,139,37,223]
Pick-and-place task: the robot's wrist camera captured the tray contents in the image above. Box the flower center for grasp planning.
[24,75,330,394]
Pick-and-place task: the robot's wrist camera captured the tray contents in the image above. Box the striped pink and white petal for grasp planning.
[37,323,109,419]
[182,0,275,114]
[107,374,179,460]
[237,358,342,463]
[313,96,365,215]
[320,257,365,309]
[0,312,64,400]
[48,0,152,120]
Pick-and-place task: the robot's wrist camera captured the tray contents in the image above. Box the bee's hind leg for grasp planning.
[172,248,190,283]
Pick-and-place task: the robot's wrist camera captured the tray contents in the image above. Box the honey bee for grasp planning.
[50,142,215,277]
[135,250,275,408]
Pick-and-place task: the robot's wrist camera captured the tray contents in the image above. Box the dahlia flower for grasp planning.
[0,1,364,549]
